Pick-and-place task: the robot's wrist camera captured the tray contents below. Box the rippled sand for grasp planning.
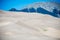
[0,10,60,40]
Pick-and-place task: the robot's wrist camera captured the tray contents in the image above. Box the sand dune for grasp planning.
[0,10,60,40]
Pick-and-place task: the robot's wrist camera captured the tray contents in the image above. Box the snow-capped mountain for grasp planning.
[9,2,60,18]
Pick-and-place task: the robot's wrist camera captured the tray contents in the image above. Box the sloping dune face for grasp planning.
[0,11,60,40]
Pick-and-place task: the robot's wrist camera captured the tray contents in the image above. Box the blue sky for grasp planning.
[0,0,60,10]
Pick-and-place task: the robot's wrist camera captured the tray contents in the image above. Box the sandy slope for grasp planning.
[0,10,60,40]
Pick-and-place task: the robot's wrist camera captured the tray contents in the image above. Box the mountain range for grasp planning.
[9,2,60,18]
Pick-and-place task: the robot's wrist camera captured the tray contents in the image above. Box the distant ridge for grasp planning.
[9,2,60,18]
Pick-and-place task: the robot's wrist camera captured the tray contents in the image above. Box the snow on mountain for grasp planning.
[25,2,60,12]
